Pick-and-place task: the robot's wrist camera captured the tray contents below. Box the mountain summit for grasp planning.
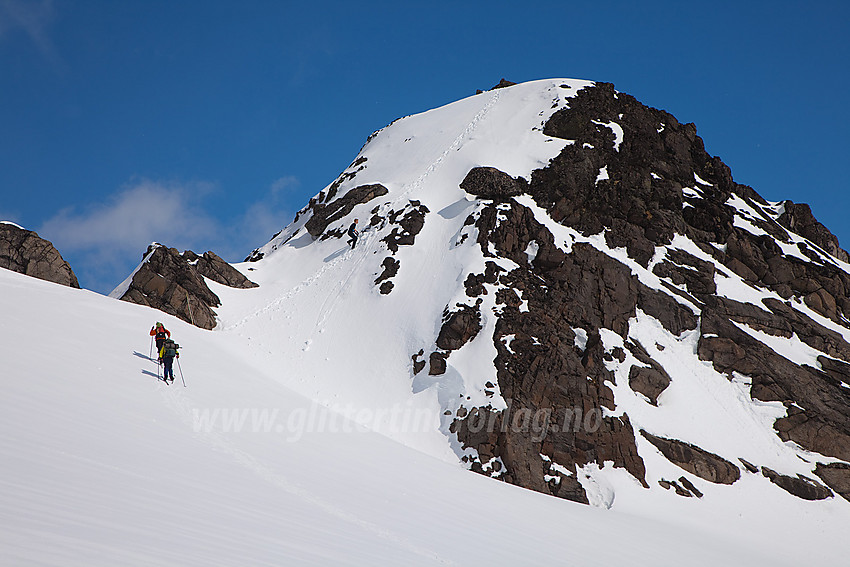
[239,78,850,506]
[5,78,850,565]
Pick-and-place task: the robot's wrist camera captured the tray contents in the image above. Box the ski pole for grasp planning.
[176,357,186,388]
[150,336,154,360]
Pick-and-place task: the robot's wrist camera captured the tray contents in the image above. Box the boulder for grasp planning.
[436,305,482,351]
[460,167,528,199]
[628,364,671,406]
[381,201,429,253]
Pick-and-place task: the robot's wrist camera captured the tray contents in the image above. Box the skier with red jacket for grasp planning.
[150,322,171,360]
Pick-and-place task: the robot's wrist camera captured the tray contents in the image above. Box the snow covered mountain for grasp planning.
[4,78,850,565]
[240,77,850,505]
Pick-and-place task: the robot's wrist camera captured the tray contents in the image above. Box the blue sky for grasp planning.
[1,0,848,293]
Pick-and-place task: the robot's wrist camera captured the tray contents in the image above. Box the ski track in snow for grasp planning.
[395,89,502,202]
[221,249,342,332]
[225,89,503,337]
[314,229,383,332]
[313,92,502,333]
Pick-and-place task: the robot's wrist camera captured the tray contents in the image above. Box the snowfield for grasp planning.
[5,267,846,566]
[3,78,850,565]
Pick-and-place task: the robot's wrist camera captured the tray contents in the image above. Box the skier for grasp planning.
[159,338,179,385]
[150,322,171,361]
[346,218,360,249]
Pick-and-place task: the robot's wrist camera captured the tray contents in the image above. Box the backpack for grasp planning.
[162,340,179,358]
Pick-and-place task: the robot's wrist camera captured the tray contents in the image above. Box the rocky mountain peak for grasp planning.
[243,78,850,509]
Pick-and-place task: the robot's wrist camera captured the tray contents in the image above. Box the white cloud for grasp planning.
[0,0,61,66]
[40,179,219,254]
[37,177,298,293]
[38,180,221,291]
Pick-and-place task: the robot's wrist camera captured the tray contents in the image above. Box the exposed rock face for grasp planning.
[536,82,735,256]
[0,223,79,288]
[436,305,482,351]
[697,297,850,463]
[628,363,671,406]
[375,257,399,295]
[305,183,389,239]
[778,202,850,263]
[380,201,429,254]
[261,79,850,508]
[761,467,833,501]
[815,462,850,502]
[115,244,257,329]
[659,476,703,498]
[642,432,740,484]
[460,167,528,199]
[182,250,259,290]
[438,82,850,504]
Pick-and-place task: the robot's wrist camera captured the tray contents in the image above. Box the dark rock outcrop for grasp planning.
[426,303,483,377]
[448,202,656,502]
[436,305,482,351]
[491,78,517,90]
[460,167,528,199]
[678,476,704,498]
[697,300,850,463]
[476,78,517,94]
[778,201,849,263]
[440,81,850,506]
[380,201,429,254]
[429,351,447,376]
[625,340,672,407]
[535,82,737,253]
[761,467,833,501]
[375,257,399,284]
[628,364,671,406]
[815,462,850,502]
[659,476,703,498]
[115,244,257,330]
[305,184,389,238]
[183,250,259,289]
[642,432,740,484]
[0,223,79,288]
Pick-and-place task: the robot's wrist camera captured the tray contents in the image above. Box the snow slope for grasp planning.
[4,78,850,564]
[220,80,596,453]
[4,267,825,566]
